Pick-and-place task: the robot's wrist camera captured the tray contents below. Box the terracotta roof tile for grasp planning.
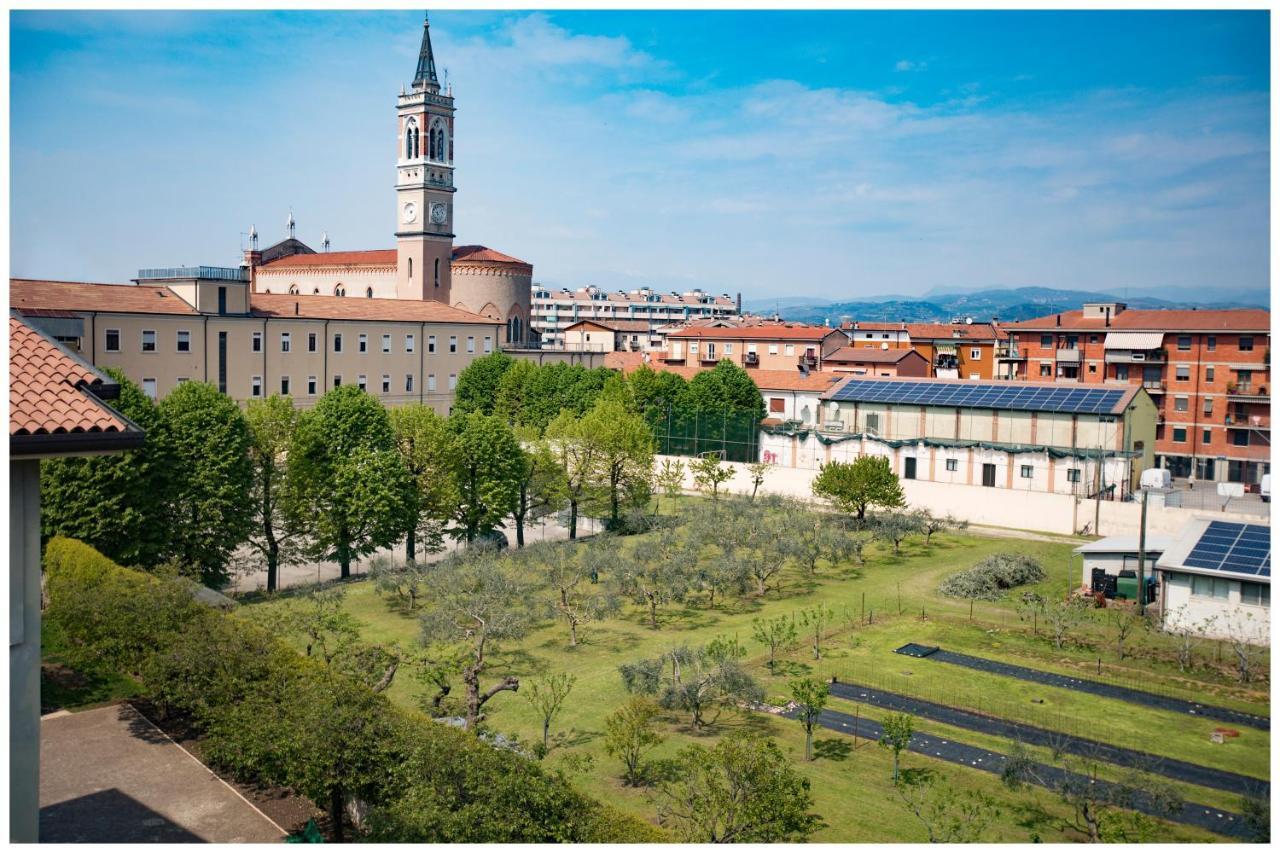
[1007,308,1270,333]
[826,346,922,364]
[845,321,1001,340]
[250,293,499,325]
[665,325,839,341]
[618,361,843,392]
[11,279,198,315]
[564,318,654,333]
[452,245,532,267]
[9,317,134,437]
[259,250,397,268]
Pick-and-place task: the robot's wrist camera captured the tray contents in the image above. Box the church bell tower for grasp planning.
[396,13,455,302]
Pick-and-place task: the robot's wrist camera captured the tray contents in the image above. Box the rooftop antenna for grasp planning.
[287,209,296,239]
[322,231,331,252]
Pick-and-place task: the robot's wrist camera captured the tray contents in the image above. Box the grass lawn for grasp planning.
[245,502,1268,843]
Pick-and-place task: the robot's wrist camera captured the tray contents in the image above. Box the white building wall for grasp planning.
[1162,574,1271,642]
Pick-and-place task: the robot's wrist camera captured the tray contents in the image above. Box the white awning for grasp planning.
[1104,332,1164,350]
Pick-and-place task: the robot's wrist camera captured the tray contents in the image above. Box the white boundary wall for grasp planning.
[659,455,1267,538]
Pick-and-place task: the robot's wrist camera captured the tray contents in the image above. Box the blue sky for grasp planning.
[9,9,1270,300]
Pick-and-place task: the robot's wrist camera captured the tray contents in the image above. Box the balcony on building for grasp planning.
[1141,379,1167,393]
[1101,331,1167,365]
[1053,347,1082,363]
[995,343,1024,361]
[744,351,759,367]
[1226,381,1269,402]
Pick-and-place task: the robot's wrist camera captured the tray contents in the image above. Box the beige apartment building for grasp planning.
[662,324,847,371]
[11,275,502,413]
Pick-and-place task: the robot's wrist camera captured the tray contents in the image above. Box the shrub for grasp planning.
[938,552,1045,601]
[44,538,666,842]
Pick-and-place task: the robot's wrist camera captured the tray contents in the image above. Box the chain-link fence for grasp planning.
[648,407,761,463]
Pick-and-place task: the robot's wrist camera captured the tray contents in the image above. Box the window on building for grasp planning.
[308,332,317,352]
[366,287,374,299]
[434,258,440,289]
[769,398,786,413]
[1172,396,1189,412]
[142,330,157,352]
[251,376,262,397]
[175,330,191,353]
[405,374,414,393]
[142,378,157,400]
[249,331,261,353]
[428,374,437,392]
[280,332,291,353]
[782,344,794,357]
[280,376,291,396]
[1192,575,1231,600]
[945,459,958,472]
[970,348,981,359]
[334,334,343,353]
[359,334,368,353]
[1020,465,1034,479]
[406,334,415,353]
[357,375,367,391]
[1175,364,1190,381]
[483,336,492,354]
[1039,363,1052,377]
[1232,430,1249,447]
[427,335,435,353]
[1239,335,1254,352]
[465,336,475,354]
[217,287,227,315]
[1177,335,1192,351]
[1088,364,1097,374]
[1113,364,1129,381]
[1203,397,1214,415]
[450,336,458,353]
[1066,468,1082,483]
[1172,427,1187,443]
[382,334,391,353]
[864,413,880,433]
[408,258,413,280]
[1040,335,1053,348]
[1089,335,1099,344]
[333,375,342,388]
[335,284,346,297]
[448,373,457,390]
[1066,335,1079,349]
[768,344,779,355]
[105,329,121,352]
[1241,581,1270,606]
[307,376,317,395]
[176,377,189,385]
[1206,366,1215,382]
[1203,428,1212,444]
[381,375,391,394]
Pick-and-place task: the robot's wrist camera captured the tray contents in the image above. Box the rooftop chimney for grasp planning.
[1056,314,1062,327]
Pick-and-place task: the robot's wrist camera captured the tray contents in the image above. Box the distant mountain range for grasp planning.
[742,286,1269,324]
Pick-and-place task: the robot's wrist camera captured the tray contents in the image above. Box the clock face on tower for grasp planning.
[430,202,448,225]
[402,202,417,224]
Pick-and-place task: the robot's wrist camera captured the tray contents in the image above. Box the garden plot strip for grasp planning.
[827,681,1268,796]
[793,706,1251,839]
[907,647,1269,731]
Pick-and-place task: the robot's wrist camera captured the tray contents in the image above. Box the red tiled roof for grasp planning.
[665,325,838,341]
[844,321,1002,340]
[260,249,397,268]
[10,316,137,439]
[826,346,923,364]
[11,279,198,315]
[452,245,531,266]
[565,318,654,333]
[1008,308,1270,333]
[250,293,499,325]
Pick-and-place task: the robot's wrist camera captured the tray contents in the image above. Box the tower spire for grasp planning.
[413,12,439,90]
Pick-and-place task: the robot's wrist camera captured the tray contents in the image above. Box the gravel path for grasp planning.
[828,681,1268,796]
[796,705,1251,839]
[925,649,1269,732]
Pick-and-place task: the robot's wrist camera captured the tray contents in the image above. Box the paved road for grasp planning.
[828,681,1268,796]
[40,703,284,843]
[797,705,1251,840]
[924,648,1270,732]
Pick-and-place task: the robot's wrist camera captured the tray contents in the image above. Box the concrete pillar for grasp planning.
[10,460,41,842]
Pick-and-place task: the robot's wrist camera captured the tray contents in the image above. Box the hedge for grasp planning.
[43,537,666,842]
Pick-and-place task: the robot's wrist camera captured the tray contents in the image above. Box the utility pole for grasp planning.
[1137,488,1148,616]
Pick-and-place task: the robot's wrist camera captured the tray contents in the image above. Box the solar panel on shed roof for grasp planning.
[1183,522,1271,577]
[827,380,1127,415]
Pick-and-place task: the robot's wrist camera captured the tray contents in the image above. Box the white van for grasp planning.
[1261,474,1270,503]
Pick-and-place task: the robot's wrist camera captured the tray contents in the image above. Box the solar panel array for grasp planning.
[826,380,1128,415]
[1183,521,1271,578]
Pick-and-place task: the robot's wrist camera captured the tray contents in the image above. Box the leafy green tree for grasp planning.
[580,398,655,529]
[41,369,173,570]
[812,456,905,522]
[447,412,523,544]
[657,732,821,842]
[790,678,829,760]
[545,409,601,539]
[680,360,766,420]
[689,452,735,500]
[418,552,534,729]
[654,458,685,513]
[522,673,576,751]
[879,712,916,783]
[492,358,539,425]
[752,614,798,672]
[390,404,456,561]
[628,364,688,416]
[155,381,254,587]
[510,427,568,548]
[453,351,515,415]
[288,386,414,578]
[799,604,835,660]
[894,768,1000,843]
[519,363,613,431]
[603,697,664,786]
[874,510,925,555]
[244,394,302,592]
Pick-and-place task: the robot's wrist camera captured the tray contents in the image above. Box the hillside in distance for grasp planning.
[750,286,1268,324]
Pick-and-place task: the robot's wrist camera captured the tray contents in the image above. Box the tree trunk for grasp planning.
[805,725,813,760]
[330,788,345,842]
[515,511,526,548]
[339,551,351,579]
[568,499,579,540]
[543,719,550,750]
[648,596,659,629]
[266,551,279,594]
[406,526,417,563]
[757,574,767,596]
[892,751,900,784]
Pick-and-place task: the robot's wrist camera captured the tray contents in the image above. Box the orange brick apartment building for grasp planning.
[1003,302,1270,486]
[838,320,1006,379]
